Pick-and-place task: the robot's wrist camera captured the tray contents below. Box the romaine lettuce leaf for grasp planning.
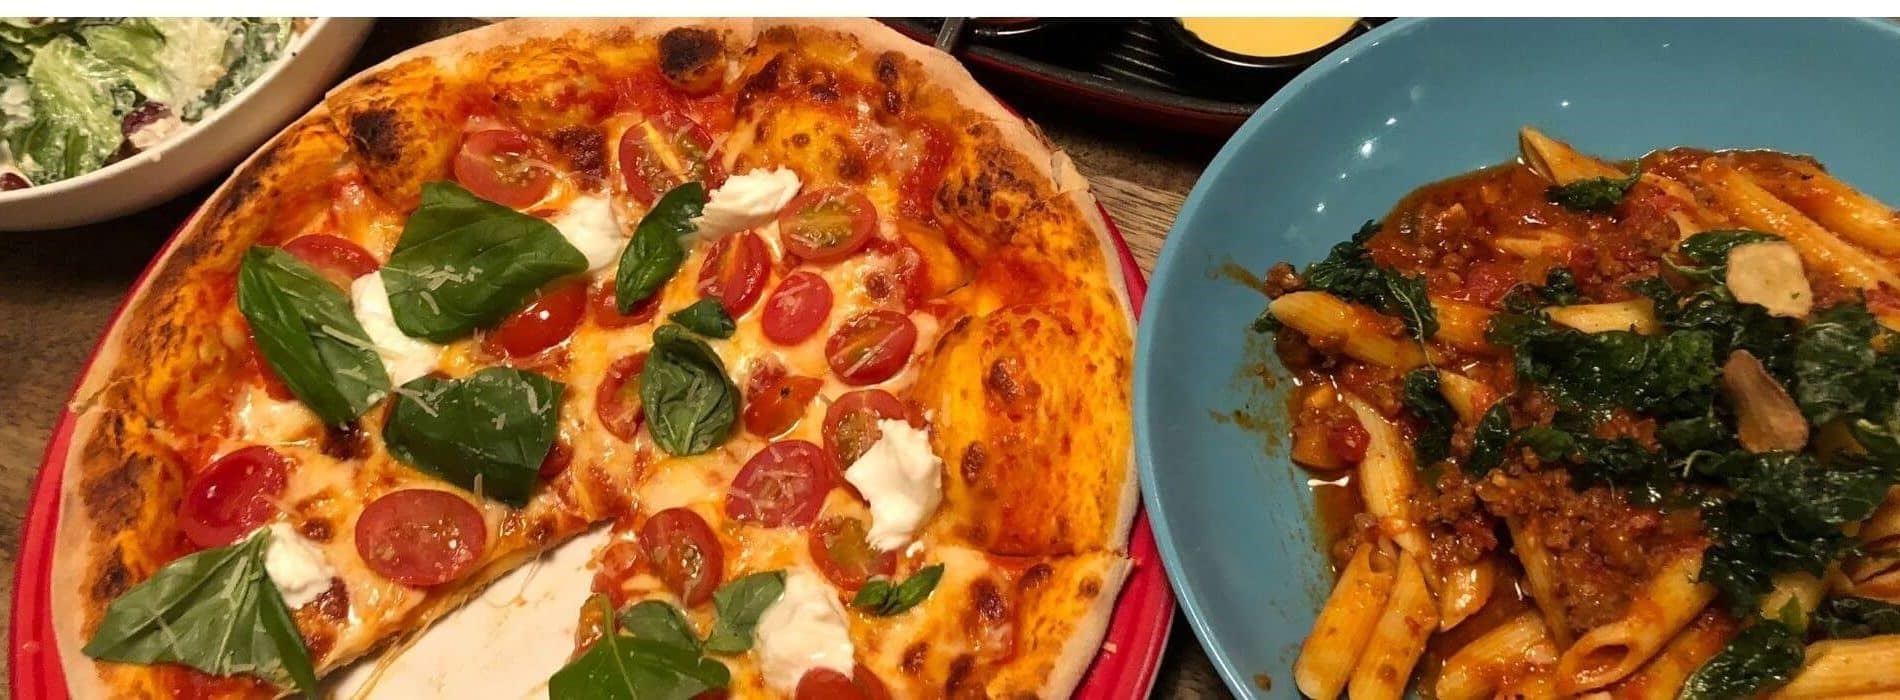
[77,20,168,103]
[6,36,131,184]
[190,18,291,118]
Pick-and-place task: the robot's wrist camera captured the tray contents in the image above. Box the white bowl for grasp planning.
[0,18,375,231]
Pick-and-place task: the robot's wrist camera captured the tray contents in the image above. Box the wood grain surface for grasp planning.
[0,19,1234,698]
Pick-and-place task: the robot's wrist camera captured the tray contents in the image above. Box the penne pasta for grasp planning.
[1774,635,1900,698]
[1294,540,1399,700]
[1600,610,1738,700]
[1344,396,1432,564]
[1269,291,1427,370]
[1743,158,1900,256]
[1545,299,1662,335]
[1557,554,1718,694]
[1493,229,1578,260]
[1436,370,1497,428]
[1520,127,1627,184]
[1436,557,1496,631]
[1688,161,1900,292]
[1347,552,1439,700]
[1429,297,1497,353]
[1508,518,1572,649]
[1434,612,1559,700]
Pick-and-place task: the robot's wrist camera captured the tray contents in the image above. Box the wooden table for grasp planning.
[0,19,1234,698]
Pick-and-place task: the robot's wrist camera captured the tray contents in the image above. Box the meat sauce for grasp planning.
[1273,151,1773,648]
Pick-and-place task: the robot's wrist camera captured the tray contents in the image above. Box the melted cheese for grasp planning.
[262,522,337,609]
[233,385,320,444]
[844,419,944,551]
[755,568,855,692]
[550,194,626,271]
[692,167,801,239]
[350,273,445,386]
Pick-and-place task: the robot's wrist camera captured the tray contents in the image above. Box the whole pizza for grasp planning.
[48,18,1136,699]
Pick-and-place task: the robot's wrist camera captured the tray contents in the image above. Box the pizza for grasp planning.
[47,18,1137,699]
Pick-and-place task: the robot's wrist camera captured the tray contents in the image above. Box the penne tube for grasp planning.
[1845,487,1900,590]
[1601,610,1738,700]
[1343,396,1431,565]
[1520,127,1627,184]
[1545,299,1662,335]
[1436,371,1497,427]
[1434,611,1558,700]
[1509,517,1573,649]
[1744,158,1900,256]
[1269,291,1427,370]
[1430,297,1497,353]
[1295,540,1399,700]
[1689,162,1900,292]
[1347,552,1439,700]
[1493,229,1578,260]
[1774,635,1900,698]
[1436,557,1496,631]
[1557,553,1718,694]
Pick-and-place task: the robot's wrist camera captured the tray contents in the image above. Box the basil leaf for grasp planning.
[1400,369,1455,466]
[1813,596,1900,640]
[1465,402,1513,475]
[1677,620,1803,700]
[382,181,589,342]
[1546,169,1640,213]
[83,530,318,695]
[382,367,563,507]
[641,325,738,456]
[617,182,707,312]
[236,246,392,424]
[704,571,785,654]
[668,298,735,339]
[618,600,701,653]
[852,564,945,617]
[548,632,729,700]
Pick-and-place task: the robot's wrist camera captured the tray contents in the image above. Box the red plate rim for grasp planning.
[7,203,1172,699]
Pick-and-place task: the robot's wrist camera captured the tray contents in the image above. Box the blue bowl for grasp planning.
[1135,18,1900,698]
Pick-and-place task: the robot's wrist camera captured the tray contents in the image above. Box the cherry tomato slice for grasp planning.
[808,516,895,591]
[696,232,770,315]
[595,352,649,441]
[743,372,823,438]
[619,111,718,207]
[538,437,573,479]
[823,389,909,468]
[778,189,878,263]
[486,281,587,359]
[641,508,725,606]
[590,278,661,329]
[454,129,553,209]
[248,332,296,401]
[824,310,918,386]
[355,489,488,587]
[178,446,291,548]
[282,234,378,288]
[761,271,834,345]
[725,440,834,528]
[794,666,892,700]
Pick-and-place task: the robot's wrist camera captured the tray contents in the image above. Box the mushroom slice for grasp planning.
[1726,240,1814,319]
[1721,349,1810,453]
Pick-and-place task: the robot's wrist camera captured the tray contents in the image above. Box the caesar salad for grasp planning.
[0,18,301,191]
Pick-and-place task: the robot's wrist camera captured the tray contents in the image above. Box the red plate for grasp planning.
[7,206,1171,699]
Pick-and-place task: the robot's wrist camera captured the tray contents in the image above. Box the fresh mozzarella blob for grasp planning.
[844,419,944,551]
[263,522,337,609]
[754,569,856,692]
[233,385,320,444]
[692,167,802,239]
[350,273,444,387]
[550,194,626,271]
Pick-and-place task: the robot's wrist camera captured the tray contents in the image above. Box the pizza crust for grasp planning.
[49,18,1138,698]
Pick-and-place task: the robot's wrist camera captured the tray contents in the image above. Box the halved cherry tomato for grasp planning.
[619,111,719,207]
[589,278,661,329]
[778,189,878,263]
[591,523,645,605]
[808,516,895,590]
[824,310,918,385]
[247,332,296,401]
[641,508,724,606]
[743,372,823,438]
[725,440,834,528]
[823,389,909,468]
[794,666,894,700]
[454,129,553,209]
[538,438,573,479]
[486,281,587,359]
[761,271,833,345]
[595,352,649,441]
[355,489,488,587]
[178,446,291,548]
[282,234,378,288]
[696,232,770,315]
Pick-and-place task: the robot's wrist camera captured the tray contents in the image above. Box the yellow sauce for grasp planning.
[1178,18,1358,58]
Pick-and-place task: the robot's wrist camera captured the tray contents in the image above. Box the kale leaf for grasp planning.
[1812,597,1900,640]
[1794,302,1899,425]
[1302,220,1439,339]
[1400,369,1456,466]
[1546,169,1640,213]
[1699,452,1898,612]
[1677,620,1804,700]
[1488,311,1717,417]
[1465,402,1514,475]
